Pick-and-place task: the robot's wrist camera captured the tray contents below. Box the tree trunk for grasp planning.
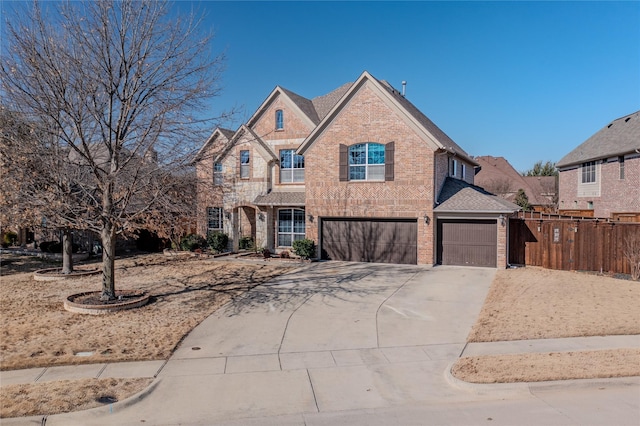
[61,229,74,274]
[101,223,116,301]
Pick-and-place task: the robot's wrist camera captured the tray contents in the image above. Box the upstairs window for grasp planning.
[280,149,305,183]
[450,158,459,177]
[348,143,385,181]
[275,109,284,130]
[240,150,250,178]
[214,162,223,185]
[581,161,596,183]
[619,156,625,180]
[207,207,223,233]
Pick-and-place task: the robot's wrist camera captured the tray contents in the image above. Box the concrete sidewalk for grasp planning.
[2,262,639,425]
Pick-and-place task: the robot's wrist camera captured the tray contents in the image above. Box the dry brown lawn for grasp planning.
[0,378,153,418]
[1,253,293,371]
[453,267,640,383]
[0,252,294,418]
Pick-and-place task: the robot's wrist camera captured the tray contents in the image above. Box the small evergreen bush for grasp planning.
[2,231,18,247]
[292,239,316,260]
[207,231,229,253]
[180,234,206,252]
[239,236,254,250]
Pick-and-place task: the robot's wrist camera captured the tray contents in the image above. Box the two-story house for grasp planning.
[196,71,519,267]
[557,110,640,221]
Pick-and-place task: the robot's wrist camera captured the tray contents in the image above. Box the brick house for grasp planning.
[557,110,640,221]
[196,71,519,267]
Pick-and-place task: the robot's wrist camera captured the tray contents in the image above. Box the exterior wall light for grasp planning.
[424,214,430,225]
[307,214,314,223]
[498,214,506,226]
[258,212,265,221]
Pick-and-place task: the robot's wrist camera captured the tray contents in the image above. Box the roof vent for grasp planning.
[625,117,631,122]
[402,81,406,97]
[608,123,613,128]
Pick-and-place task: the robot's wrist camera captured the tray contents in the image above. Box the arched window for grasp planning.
[275,109,284,130]
[348,143,385,181]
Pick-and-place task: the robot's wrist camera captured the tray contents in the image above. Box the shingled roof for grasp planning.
[557,110,640,168]
[435,177,520,213]
[254,191,305,206]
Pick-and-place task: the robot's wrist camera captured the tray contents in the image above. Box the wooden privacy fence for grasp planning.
[509,217,640,275]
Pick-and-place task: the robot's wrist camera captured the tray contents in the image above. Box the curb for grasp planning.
[445,360,640,395]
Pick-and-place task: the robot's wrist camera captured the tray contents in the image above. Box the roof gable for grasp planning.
[557,110,640,168]
[298,71,477,166]
[246,86,317,130]
[215,124,277,164]
[193,127,234,163]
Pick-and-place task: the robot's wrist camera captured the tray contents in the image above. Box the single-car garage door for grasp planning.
[321,218,417,265]
[437,219,497,267]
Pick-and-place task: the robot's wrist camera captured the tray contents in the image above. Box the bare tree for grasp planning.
[623,233,640,281]
[1,0,227,299]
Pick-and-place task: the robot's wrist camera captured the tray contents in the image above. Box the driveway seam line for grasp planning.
[374,271,422,348]
[277,293,315,369]
[306,368,320,413]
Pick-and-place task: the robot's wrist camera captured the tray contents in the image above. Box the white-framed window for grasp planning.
[277,208,305,247]
[207,207,223,233]
[214,162,223,185]
[581,161,596,183]
[349,143,385,181]
[275,109,284,130]
[240,150,250,178]
[280,149,305,183]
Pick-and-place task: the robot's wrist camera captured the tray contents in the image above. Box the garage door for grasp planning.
[437,219,497,267]
[321,218,417,265]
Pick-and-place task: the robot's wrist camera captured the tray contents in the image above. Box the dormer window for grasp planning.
[275,109,284,130]
[214,162,223,185]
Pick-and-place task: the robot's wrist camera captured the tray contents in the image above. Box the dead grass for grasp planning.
[452,349,640,383]
[0,377,153,418]
[453,266,640,384]
[0,253,293,370]
[467,267,640,342]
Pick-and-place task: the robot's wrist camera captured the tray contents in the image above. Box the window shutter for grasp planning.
[339,144,348,181]
[385,141,395,181]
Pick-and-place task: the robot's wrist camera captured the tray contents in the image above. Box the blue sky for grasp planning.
[188,0,639,173]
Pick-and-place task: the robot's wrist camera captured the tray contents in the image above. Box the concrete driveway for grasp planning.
[47,262,498,425]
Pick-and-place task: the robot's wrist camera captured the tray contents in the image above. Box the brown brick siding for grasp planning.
[559,156,640,218]
[304,83,436,265]
[252,95,314,141]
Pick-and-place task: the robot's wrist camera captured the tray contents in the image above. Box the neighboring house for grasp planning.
[557,110,640,221]
[474,156,557,212]
[195,71,519,267]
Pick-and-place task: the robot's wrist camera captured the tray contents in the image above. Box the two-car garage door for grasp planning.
[321,218,417,265]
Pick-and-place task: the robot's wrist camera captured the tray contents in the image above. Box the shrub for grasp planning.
[2,231,18,247]
[207,232,229,253]
[179,234,206,252]
[239,236,254,250]
[292,239,316,260]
